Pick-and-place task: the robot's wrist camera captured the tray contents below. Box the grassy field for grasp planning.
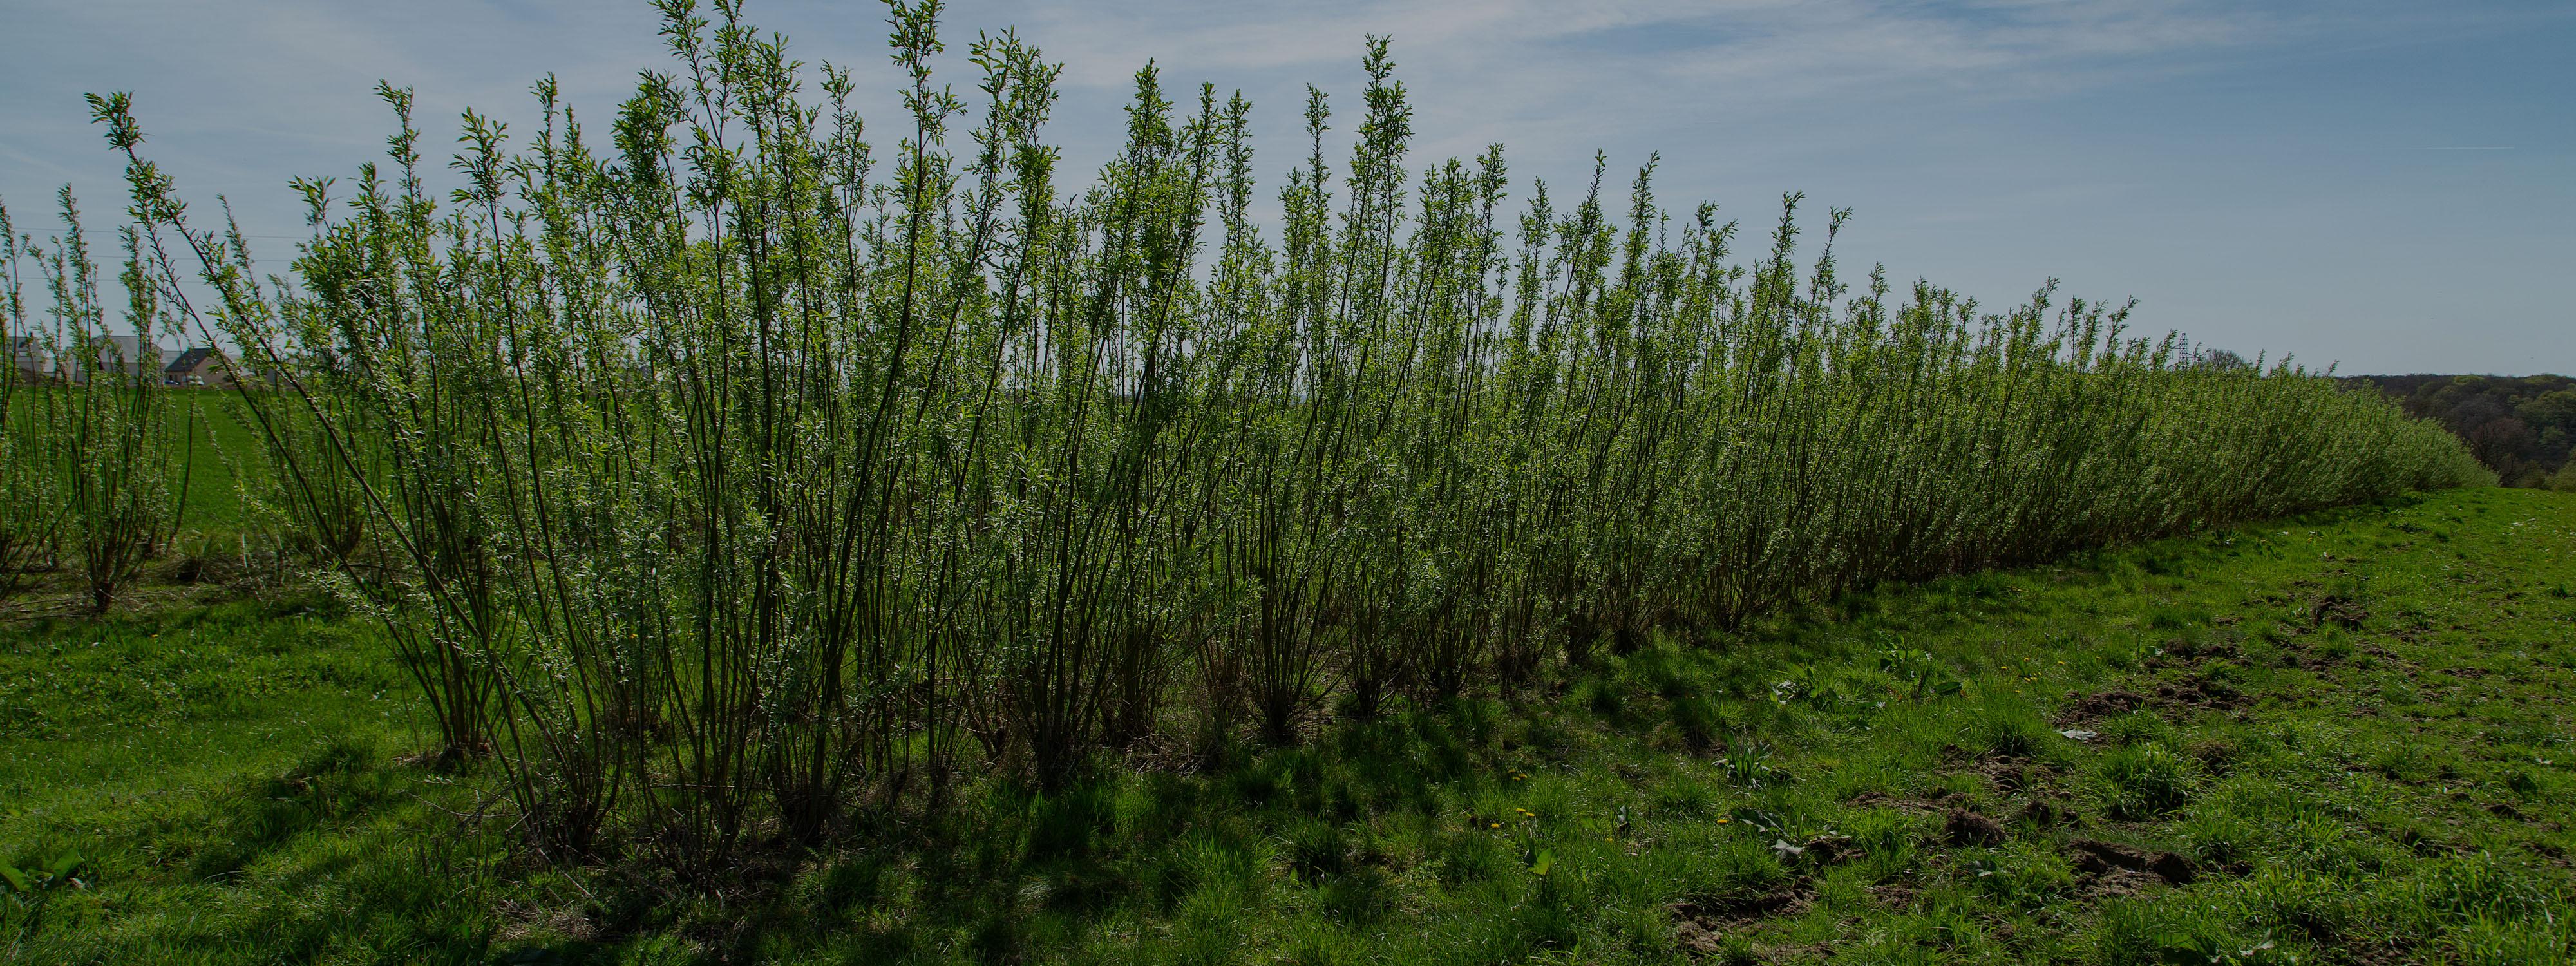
[4,486,2571,964]
[164,390,271,539]
[3,386,271,538]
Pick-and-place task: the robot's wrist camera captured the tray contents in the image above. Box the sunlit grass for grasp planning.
[6,486,2570,963]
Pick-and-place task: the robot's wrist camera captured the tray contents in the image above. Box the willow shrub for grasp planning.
[203,184,377,569]
[82,0,2485,880]
[0,192,186,611]
[0,200,57,600]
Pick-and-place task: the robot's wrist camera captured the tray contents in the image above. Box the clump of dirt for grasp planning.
[2068,838,2195,885]
[1671,878,1813,956]
[2146,676,2243,712]
[2162,638,2240,662]
[1779,834,1861,867]
[2309,594,2368,629]
[2275,640,2335,670]
[2074,865,2165,900]
[2058,688,2144,724]
[1845,788,1973,814]
[1971,753,2053,793]
[1867,878,1920,911]
[2018,797,2076,829]
[1944,808,2006,846]
[2068,660,2244,719]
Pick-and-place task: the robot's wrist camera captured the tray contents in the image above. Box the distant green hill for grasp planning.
[2346,374,2576,489]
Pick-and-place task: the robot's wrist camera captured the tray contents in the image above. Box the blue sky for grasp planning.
[3,0,2568,374]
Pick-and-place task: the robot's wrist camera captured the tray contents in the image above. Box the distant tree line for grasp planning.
[2346,374,2576,490]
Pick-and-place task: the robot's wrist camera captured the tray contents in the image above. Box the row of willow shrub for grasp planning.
[82,0,2483,879]
[0,194,186,612]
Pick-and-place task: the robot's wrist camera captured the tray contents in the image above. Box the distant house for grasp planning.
[38,334,163,384]
[4,335,220,386]
[98,335,166,380]
[164,346,234,388]
[5,336,45,384]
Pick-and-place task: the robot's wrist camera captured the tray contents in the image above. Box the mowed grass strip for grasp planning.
[5,486,2571,965]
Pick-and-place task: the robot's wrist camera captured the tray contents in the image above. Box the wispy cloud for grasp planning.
[1,0,2569,373]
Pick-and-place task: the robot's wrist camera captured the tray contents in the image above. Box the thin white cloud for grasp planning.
[2,0,2569,373]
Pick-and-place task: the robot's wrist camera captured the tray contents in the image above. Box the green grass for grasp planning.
[165,390,273,538]
[6,486,2572,964]
[6,385,273,538]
